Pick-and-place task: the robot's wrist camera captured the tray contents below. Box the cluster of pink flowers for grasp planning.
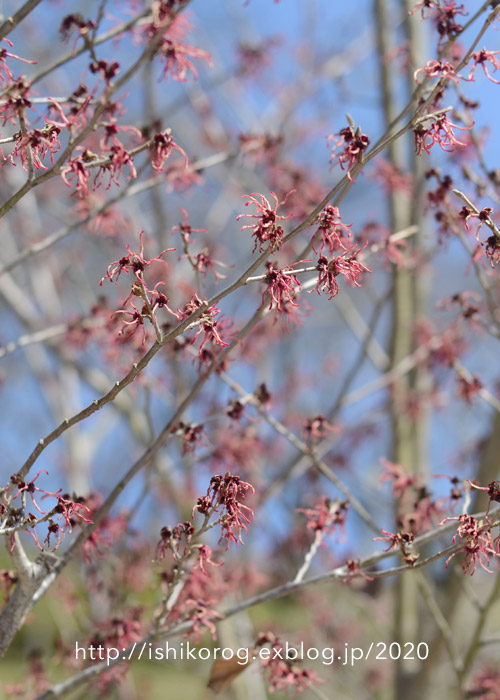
[154,521,195,562]
[237,190,295,253]
[256,632,324,695]
[311,206,352,254]
[303,414,337,442]
[141,11,212,82]
[411,1,467,43]
[171,421,208,455]
[413,114,470,156]
[440,514,499,575]
[468,48,500,84]
[262,261,303,311]
[0,38,37,87]
[315,243,371,299]
[456,374,483,403]
[11,124,62,172]
[374,528,419,565]
[192,473,255,548]
[380,458,447,535]
[297,496,349,539]
[100,231,179,343]
[5,471,92,553]
[151,129,188,171]
[328,125,370,182]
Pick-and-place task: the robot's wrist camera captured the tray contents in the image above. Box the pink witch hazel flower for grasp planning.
[13,124,62,172]
[151,129,188,171]
[171,208,207,245]
[328,124,370,183]
[439,513,499,575]
[189,301,230,353]
[0,38,37,87]
[60,147,96,198]
[468,49,500,84]
[414,59,466,86]
[297,497,349,540]
[256,632,325,696]
[311,205,352,254]
[9,470,61,515]
[29,493,93,553]
[374,529,419,565]
[413,113,471,156]
[458,205,494,240]
[142,11,213,83]
[237,190,295,253]
[159,38,212,82]
[262,260,305,311]
[467,479,500,518]
[100,231,175,287]
[314,242,371,299]
[192,473,255,549]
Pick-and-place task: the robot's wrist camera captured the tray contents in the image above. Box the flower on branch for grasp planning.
[0,38,37,87]
[159,38,212,82]
[10,470,62,515]
[0,78,31,128]
[467,480,500,518]
[380,458,418,500]
[374,529,419,564]
[171,208,207,244]
[171,421,208,455]
[192,473,255,549]
[468,48,500,84]
[311,206,352,254]
[297,497,349,539]
[410,1,467,41]
[456,373,482,403]
[414,114,471,155]
[237,190,295,253]
[184,598,223,642]
[414,59,466,85]
[13,125,62,171]
[48,91,93,130]
[458,205,494,239]
[344,559,375,585]
[194,544,223,575]
[151,129,188,171]
[59,13,96,43]
[188,251,230,282]
[303,414,338,443]
[262,261,303,311]
[100,231,174,286]
[60,148,96,197]
[483,234,500,267]
[189,302,230,353]
[328,125,370,182]
[440,513,499,575]
[139,10,213,82]
[94,144,138,190]
[54,493,93,530]
[113,302,149,344]
[314,242,371,299]
[99,120,142,151]
[154,521,195,562]
[256,632,325,695]
[149,284,180,322]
